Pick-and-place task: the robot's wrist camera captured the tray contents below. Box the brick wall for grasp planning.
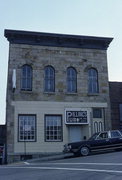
[109,82,122,129]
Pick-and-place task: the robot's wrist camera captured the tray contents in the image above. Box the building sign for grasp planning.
[65,110,88,124]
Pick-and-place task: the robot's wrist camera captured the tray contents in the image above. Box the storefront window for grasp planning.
[45,115,62,142]
[18,115,36,142]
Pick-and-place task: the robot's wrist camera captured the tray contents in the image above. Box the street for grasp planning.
[1,151,122,180]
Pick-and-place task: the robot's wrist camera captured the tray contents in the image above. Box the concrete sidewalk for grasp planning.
[6,153,74,166]
[25,153,73,163]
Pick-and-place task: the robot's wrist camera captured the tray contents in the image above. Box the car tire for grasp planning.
[80,146,90,156]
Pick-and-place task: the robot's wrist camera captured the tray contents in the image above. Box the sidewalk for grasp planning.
[6,153,74,166]
[25,153,73,163]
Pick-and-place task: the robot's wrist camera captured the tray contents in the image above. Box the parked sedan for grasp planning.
[63,130,122,156]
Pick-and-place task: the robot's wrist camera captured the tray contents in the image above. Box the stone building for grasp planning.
[109,82,122,130]
[5,29,113,163]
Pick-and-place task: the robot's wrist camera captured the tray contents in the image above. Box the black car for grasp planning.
[63,130,122,156]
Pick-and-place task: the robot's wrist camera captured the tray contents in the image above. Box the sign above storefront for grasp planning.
[65,109,89,124]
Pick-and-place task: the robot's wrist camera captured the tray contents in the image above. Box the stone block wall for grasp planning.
[8,44,110,103]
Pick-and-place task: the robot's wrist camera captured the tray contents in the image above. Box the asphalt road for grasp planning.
[1,151,122,180]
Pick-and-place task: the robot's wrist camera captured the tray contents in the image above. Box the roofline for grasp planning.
[4,29,113,50]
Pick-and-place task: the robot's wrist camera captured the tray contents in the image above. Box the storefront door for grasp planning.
[69,126,82,142]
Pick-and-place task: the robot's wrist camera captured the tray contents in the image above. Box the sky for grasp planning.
[0,0,122,124]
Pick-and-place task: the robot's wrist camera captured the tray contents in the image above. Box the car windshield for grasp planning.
[88,133,99,141]
[119,130,122,135]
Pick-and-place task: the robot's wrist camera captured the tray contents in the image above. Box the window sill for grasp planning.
[18,140,36,142]
[43,92,55,95]
[87,93,99,96]
[45,140,63,142]
[20,90,33,94]
[66,92,78,95]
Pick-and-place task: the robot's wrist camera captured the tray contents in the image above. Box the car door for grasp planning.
[90,132,111,151]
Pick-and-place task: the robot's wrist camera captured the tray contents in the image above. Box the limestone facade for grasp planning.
[5,29,113,163]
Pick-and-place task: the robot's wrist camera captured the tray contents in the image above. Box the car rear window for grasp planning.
[111,131,121,138]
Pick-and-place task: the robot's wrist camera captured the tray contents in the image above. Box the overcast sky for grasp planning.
[0,0,122,124]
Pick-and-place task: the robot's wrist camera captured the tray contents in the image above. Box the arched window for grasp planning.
[94,122,98,133]
[67,67,77,93]
[21,64,32,91]
[44,66,55,92]
[88,68,99,93]
[99,122,103,132]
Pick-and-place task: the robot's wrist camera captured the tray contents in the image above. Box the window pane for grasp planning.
[93,108,102,118]
[21,65,32,91]
[67,67,77,93]
[44,66,55,92]
[88,68,99,93]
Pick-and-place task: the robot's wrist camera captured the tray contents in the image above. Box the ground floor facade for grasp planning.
[7,101,110,163]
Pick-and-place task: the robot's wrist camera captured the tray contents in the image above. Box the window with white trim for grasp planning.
[18,115,36,142]
[45,115,62,142]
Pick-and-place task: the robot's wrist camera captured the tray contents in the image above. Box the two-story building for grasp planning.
[5,29,113,163]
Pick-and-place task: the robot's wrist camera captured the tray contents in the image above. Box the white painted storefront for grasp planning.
[12,101,107,155]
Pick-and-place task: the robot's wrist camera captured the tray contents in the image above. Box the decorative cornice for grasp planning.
[4,29,113,50]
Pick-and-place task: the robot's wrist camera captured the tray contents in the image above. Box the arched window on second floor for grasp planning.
[67,67,77,93]
[88,68,99,93]
[21,64,32,91]
[44,66,55,92]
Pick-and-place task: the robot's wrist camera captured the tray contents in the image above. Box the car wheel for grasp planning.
[80,146,90,156]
